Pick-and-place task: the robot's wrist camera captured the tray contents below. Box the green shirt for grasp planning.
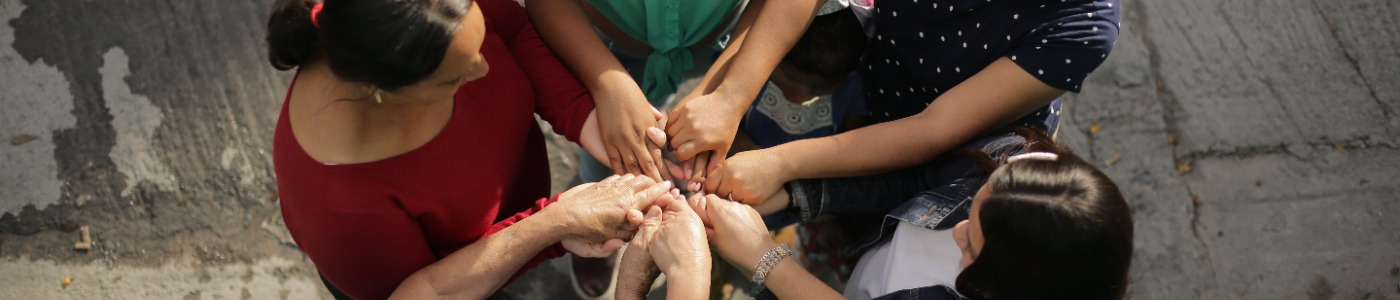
[587,0,742,103]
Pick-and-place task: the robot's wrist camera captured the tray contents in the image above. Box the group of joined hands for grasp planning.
[593,91,792,210]
[548,172,783,299]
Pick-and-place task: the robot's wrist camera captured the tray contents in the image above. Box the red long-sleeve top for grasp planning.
[273,1,595,298]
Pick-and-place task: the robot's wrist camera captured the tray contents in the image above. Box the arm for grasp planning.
[759,257,846,300]
[775,57,1063,179]
[481,0,598,145]
[527,0,669,180]
[705,58,1065,204]
[689,194,843,300]
[392,175,676,299]
[390,202,572,299]
[665,0,824,162]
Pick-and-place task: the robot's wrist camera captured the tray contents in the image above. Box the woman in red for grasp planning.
[265,0,674,298]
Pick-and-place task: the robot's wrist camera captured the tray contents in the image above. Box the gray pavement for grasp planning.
[1,0,1397,299]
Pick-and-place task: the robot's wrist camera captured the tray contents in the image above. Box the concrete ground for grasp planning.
[1,0,1397,299]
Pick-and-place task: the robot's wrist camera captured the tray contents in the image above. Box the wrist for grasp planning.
[663,269,711,300]
[523,206,576,243]
[594,71,646,102]
[758,149,798,183]
[538,199,586,240]
[737,241,781,279]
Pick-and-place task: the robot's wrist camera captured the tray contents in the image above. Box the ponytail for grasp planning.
[266,0,321,70]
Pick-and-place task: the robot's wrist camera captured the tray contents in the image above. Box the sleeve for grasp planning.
[1007,0,1121,93]
[484,193,569,283]
[478,0,597,143]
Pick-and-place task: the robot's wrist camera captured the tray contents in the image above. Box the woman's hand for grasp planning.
[686,194,776,277]
[648,197,712,276]
[702,149,791,206]
[665,92,747,169]
[550,174,675,244]
[596,88,670,181]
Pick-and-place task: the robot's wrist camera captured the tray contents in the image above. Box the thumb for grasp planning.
[647,127,668,149]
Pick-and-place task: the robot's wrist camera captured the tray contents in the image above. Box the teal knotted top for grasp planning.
[587,0,742,104]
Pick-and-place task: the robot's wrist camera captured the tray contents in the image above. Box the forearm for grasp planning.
[760,259,844,300]
[579,110,610,164]
[526,0,639,95]
[774,58,1065,180]
[662,270,711,300]
[691,0,820,103]
[389,211,568,299]
[773,113,963,180]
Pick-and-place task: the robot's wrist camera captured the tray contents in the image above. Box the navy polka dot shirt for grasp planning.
[860,0,1122,129]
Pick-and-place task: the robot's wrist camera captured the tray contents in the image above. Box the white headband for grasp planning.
[1007,152,1059,163]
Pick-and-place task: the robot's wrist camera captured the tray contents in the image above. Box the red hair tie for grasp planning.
[310,3,324,28]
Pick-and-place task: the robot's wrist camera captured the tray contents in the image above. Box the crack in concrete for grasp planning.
[1133,3,1216,297]
[1218,8,1310,140]
[1177,136,1400,161]
[1309,0,1393,124]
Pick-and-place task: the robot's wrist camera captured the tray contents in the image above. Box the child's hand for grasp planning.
[596,90,670,181]
[702,150,790,206]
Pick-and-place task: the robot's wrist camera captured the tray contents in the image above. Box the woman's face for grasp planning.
[385,1,489,102]
[953,184,990,269]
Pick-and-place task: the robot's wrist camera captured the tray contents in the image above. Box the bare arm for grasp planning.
[775,57,1065,180]
[666,0,824,162]
[527,0,668,180]
[702,57,1066,204]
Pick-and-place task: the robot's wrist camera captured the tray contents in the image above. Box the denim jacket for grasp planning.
[755,132,1029,300]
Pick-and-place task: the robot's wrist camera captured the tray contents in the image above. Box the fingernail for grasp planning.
[660,181,672,188]
[685,167,693,179]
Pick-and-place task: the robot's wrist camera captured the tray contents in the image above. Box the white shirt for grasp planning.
[843,222,963,300]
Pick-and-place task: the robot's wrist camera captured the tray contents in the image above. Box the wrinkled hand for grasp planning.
[703,150,789,205]
[551,174,675,245]
[686,194,776,277]
[615,194,673,300]
[596,89,670,181]
[666,92,746,173]
[562,238,625,258]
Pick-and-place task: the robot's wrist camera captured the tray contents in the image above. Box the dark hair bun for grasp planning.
[266,0,320,70]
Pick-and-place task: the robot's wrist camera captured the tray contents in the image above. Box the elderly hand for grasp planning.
[549,174,675,248]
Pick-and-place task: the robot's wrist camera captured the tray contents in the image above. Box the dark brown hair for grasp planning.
[781,7,867,94]
[956,129,1134,300]
[266,0,471,91]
